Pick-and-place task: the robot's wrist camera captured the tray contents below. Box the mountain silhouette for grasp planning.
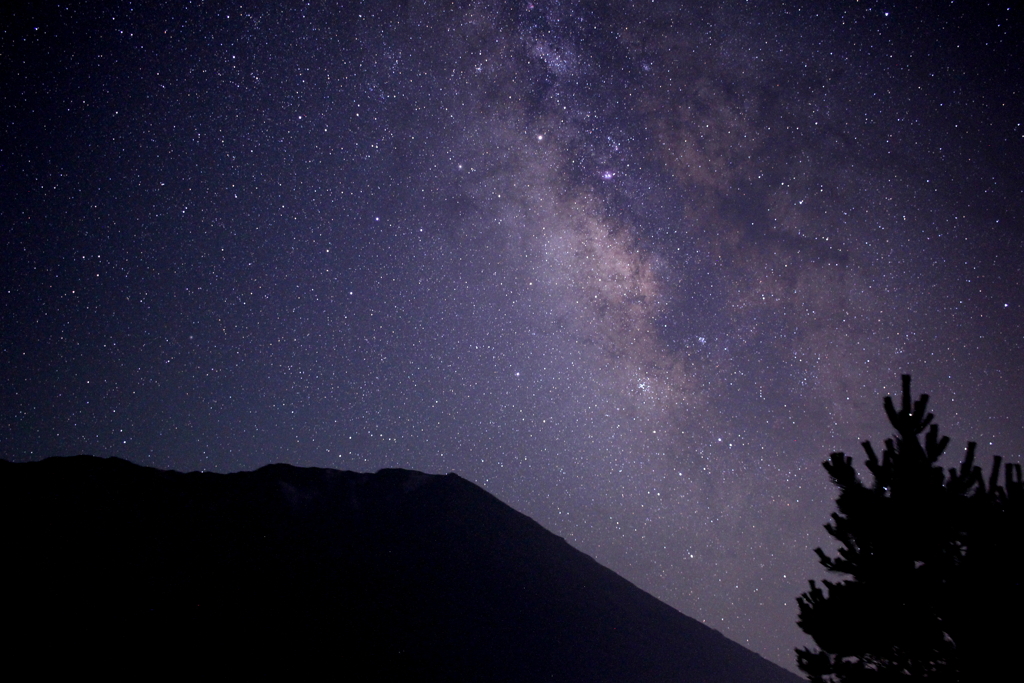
[1,456,801,681]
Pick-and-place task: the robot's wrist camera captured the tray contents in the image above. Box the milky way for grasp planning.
[3,1,1023,670]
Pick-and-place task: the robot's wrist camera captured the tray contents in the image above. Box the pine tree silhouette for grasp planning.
[796,375,1021,682]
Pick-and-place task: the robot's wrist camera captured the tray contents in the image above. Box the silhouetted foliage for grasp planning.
[796,375,1022,682]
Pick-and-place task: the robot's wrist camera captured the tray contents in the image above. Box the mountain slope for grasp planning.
[0,456,802,681]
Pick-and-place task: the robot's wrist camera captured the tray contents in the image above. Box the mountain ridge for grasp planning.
[1,455,802,681]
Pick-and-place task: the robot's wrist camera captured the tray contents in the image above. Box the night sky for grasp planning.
[3,0,1023,671]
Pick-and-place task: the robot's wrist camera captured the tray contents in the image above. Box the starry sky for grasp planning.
[3,0,1023,671]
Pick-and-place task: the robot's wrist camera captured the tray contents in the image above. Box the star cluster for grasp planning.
[3,1,1022,670]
